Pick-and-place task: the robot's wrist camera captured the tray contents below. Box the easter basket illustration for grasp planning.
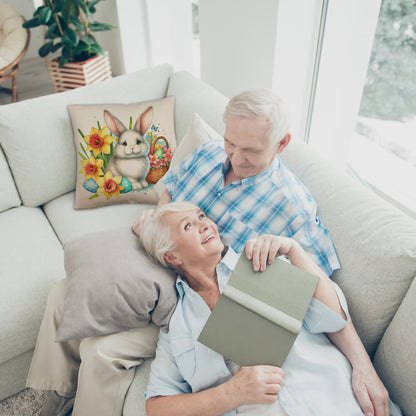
[146,136,172,184]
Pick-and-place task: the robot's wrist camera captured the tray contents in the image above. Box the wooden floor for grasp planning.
[0,56,56,106]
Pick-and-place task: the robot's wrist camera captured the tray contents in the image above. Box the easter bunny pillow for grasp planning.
[68,96,176,209]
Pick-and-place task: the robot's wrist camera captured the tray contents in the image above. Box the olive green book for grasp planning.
[198,256,319,367]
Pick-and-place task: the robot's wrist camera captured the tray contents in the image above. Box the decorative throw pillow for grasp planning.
[56,227,178,342]
[154,113,223,196]
[68,96,176,209]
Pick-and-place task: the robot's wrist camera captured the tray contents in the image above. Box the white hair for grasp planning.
[140,201,200,267]
[223,89,290,145]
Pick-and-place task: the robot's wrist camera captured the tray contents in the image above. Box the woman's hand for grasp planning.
[131,209,155,236]
[245,235,297,271]
[225,365,285,407]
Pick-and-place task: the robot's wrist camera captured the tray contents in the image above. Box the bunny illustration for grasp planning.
[104,107,153,190]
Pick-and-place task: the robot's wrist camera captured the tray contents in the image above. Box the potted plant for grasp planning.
[23,0,116,92]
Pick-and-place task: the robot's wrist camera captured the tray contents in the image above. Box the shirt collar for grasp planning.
[175,246,240,295]
[221,156,280,187]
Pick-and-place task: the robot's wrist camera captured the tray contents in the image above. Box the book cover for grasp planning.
[198,255,319,367]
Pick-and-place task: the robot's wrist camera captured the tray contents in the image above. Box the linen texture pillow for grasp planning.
[68,96,176,209]
[56,227,178,342]
[154,113,222,196]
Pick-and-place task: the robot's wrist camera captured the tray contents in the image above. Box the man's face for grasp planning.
[163,209,224,267]
[224,116,279,179]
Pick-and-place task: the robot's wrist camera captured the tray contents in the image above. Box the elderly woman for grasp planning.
[140,202,400,416]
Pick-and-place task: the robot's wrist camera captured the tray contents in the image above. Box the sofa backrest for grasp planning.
[281,141,416,354]
[0,64,173,207]
[281,140,416,414]
[0,144,21,212]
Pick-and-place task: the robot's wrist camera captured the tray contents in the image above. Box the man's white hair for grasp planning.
[140,201,200,267]
[223,89,290,145]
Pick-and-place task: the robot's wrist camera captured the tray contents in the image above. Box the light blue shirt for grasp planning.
[163,140,340,276]
[145,248,366,415]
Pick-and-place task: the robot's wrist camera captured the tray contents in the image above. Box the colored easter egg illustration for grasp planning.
[83,178,99,193]
[120,177,133,193]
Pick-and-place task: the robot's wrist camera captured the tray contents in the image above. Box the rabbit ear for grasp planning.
[134,106,153,135]
[104,110,126,137]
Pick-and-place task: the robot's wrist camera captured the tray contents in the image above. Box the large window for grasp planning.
[347,0,416,218]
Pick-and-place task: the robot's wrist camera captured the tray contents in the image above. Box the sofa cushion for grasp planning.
[56,227,177,341]
[43,191,150,245]
[0,144,20,213]
[68,97,176,209]
[166,71,228,145]
[154,113,221,196]
[373,277,416,416]
[280,141,416,356]
[123,358,153,416]
[0,64,173,208]
[0,206,65,364]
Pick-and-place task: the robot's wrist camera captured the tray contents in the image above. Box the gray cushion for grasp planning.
[56,227,178,341]
[0,145,20,213]
[0,206,65,364]
[0,64,173,207]
[280,141,416,356]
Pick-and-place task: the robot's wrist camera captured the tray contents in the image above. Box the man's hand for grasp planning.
[245,235,296,271]
[131,209,155,236]
[225,365,284,408]
[352,364,390,416]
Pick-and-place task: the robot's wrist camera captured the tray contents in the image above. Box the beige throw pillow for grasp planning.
[68,97,176,209]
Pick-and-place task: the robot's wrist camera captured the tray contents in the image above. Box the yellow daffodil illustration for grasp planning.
[84,126,116,157]
[96,171,124,199]
[79,155,104,181]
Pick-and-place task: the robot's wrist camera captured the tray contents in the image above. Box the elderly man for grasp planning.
[133,89,389,415]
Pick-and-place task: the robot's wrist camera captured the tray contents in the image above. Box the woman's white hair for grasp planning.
[223,89,290,145]
[139,201,200,267]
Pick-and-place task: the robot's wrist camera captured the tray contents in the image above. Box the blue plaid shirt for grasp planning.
[163,140,340,275]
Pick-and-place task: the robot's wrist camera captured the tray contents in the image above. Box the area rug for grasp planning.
[0,388,48,416]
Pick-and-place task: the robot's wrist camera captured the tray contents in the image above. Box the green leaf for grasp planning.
[58,55,69,67]
[89,22,114,32]
[62,28,79,46]
[44,23,58,39]
[78,129,85,138]
[89,43,105,56]
[39,7,53,24]
[73,40,90,53]
[51,42,63,53]
[74,0,88,14]
[62,0,79,21]
[22,17,41,28]
[89,194,99,199]
[78,151,87,160]
[68,16,85,32]
[53,0,65,13]
[38,41,54,57]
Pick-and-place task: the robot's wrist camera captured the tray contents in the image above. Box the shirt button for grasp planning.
[217,192,222,197]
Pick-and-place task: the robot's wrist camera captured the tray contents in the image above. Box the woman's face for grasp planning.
[163,209,224,267]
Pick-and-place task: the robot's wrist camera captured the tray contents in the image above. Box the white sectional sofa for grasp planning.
[0,64,415,415]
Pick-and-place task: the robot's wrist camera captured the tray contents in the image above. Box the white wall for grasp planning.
[199,0,280,98]
[111,0,150,74]
[147,0,194,72]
